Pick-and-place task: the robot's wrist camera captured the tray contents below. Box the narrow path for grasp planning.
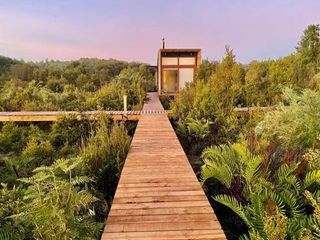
[101,93,226,240]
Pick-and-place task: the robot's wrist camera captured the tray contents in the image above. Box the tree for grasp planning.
[196,59,217,83]
[244,60,270,106]
[211,46,245,107]
[10,63,33,81]
[0,56,17,76]
[297,24,320,65]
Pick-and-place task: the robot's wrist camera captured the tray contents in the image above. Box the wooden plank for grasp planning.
[111,201,210,210]
[115,186,202,193]
[107,213,217,223]
[113,195,207,204]
[101,93,226,239]
[102,230,226,240]
[105,221,222,233]
[108,206,216,217]
[115,190,204,198]
[117,182,199,188]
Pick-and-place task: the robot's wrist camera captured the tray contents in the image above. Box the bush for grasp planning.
[21,138,54,172]
[0,123,27,154]
[82,115,131,200]
[256,88,320,151]
[49,115,93,152]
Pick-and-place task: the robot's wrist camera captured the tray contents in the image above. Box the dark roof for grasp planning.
[159,48,201,53]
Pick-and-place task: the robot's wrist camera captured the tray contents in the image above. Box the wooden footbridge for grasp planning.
[101,93,226,239]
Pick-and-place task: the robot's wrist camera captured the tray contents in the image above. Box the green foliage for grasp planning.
[17,157,103,239]
[0,123,27,154]
[0,184,27,240]
[297,24,320,65]
[10,63,33,81]
[201,143,262,193]
[82,115,131,200]
[0,56,17,76]
[159,94,172,110]
[0,58,155,111]
[256,88,320,150]
[21,138,54,173]
[244,60,271,106]
[203,144,320,239]
[171,48,242,155]
[196,59,217,82]
[0,116,133,239]
[49,115,93,152]
[201,86,320,239]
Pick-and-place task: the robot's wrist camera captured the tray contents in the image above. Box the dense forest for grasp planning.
[0,57,156,111]
[166,24,320,239]
[0,24,319,240]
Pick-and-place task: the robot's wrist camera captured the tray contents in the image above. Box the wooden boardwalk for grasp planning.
[0,111,140,121]
[102,93,226,239]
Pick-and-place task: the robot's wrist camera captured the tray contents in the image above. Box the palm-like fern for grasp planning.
[201,143,262,193]
[201,142,320,239]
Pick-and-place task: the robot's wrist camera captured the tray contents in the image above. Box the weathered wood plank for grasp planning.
[107,213,218,223]
[105,221,222,233]
[102,230,226,240]
[108,206,216,217]
[113,195,207,204]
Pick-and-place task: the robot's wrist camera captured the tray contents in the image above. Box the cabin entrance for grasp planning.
[162,68,178,93]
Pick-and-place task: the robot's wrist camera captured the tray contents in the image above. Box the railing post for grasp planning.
[123,95,127,117]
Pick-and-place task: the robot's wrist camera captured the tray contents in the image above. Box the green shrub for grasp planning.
[0,123,27,154]
[21,138,54,170]
[256,88,320,151]
[82,116,131,200]
[49,115,93,152]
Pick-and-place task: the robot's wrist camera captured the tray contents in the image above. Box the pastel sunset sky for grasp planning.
[0,0,319,64]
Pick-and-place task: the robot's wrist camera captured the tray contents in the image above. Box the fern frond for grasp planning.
[201,145,237,187]
[32,165,52,173]
[214,194,251,227]
[278,190,303,218]
[0,230,15,240]
[303,170,320,190]
[244,155,262,184]
[275,163,298,185]
[72,176,93,186]
[270,192,286,214]
[200,163,233,187]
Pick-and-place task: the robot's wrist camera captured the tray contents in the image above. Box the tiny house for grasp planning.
[157,48,201,95]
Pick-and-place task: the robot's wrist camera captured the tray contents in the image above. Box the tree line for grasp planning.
[0,57,156,111]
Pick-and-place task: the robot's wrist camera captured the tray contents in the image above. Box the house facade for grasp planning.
[156,48,201,95]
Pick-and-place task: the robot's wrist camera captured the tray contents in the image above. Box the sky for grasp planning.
[0,0,319,64]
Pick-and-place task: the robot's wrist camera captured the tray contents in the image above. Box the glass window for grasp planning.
[179,57,195,65]
[179,68,194,90]
[162,69,178,93]
[162,57,178,65]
